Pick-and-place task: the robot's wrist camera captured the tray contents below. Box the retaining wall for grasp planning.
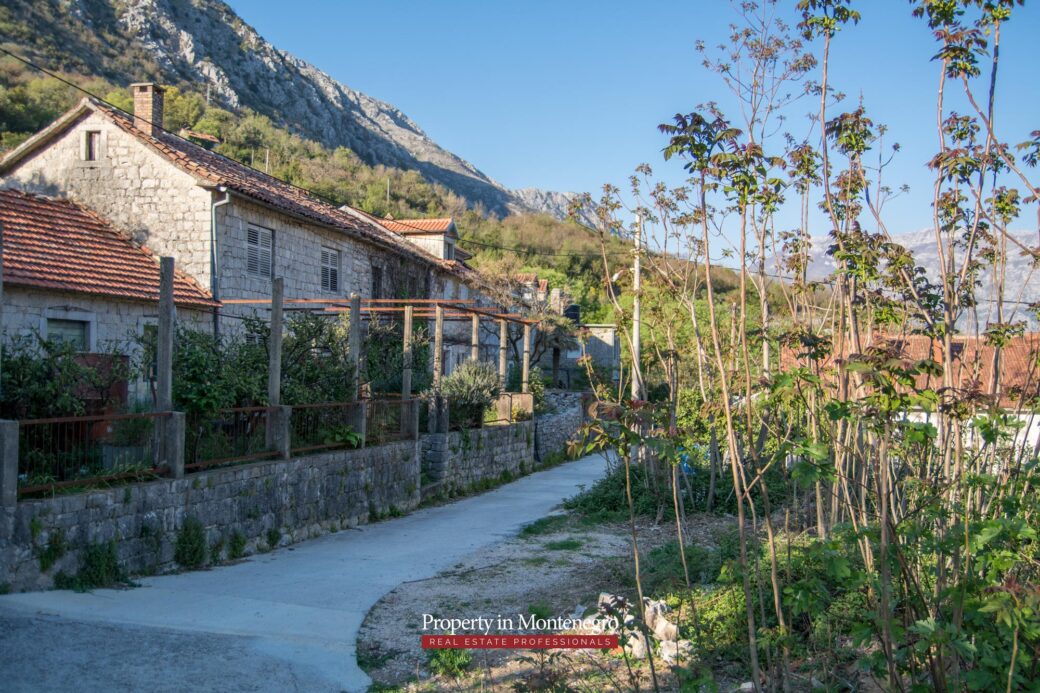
[0,440,420,591]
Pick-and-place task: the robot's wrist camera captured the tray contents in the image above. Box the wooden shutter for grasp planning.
[247,225,273,277]
[321,247,339,293]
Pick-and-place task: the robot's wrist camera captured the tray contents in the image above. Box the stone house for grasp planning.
[0,83,504,379]
[0,188,216,404]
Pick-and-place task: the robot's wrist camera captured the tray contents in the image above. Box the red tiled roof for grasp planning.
[0,189,216,308]
[379,218,455,234]
[87,101,458,272]
[780,333,1040,409]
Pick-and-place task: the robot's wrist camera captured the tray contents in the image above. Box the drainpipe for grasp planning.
[210,186,230,338]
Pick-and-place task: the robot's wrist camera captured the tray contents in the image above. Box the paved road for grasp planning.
[0,454,608,692]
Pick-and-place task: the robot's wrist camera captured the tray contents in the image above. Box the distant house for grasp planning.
[780,333,1040,451]
[0,188,216,403]
[0,83,496,334]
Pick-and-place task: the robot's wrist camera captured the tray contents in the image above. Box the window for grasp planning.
[48,319,89,351]
[246,224,273,277]
[371,265,383,299]
[83,131,101,161]
[321,246,340,293]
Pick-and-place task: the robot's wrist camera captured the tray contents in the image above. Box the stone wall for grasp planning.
[438,422,535,494]
[535,392,585,461]
[422,395,585,497]
[0,440,420,592]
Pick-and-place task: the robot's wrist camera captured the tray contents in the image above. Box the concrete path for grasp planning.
[0,454,608,692]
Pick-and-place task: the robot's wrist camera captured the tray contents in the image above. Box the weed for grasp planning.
[210,537,225,562]
[38,529,67,572]
[174,517,207,569]
[523,556,549,566]
[123,487,132,504]
[228,531,247,559]
[54,541,125,591]
[528,601,553,620]
[519,514,570,537]
[30,517,42,542]
[0,582,9,595]
[544,539,583,551]
[427,647,472,678]
[266,528,281,548]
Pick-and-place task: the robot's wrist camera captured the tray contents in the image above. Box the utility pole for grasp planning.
[631,213,643,401]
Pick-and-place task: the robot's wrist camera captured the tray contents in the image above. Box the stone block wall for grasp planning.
[437,422,536,494]
[535,392,585,461]
[0,440,420,592]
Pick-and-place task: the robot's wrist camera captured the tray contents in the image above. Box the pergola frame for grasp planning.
[222,293,535,402]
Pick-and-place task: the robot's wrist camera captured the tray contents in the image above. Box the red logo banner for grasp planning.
[422,634,619,650]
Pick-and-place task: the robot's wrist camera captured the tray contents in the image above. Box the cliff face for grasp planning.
[0,0,574,217]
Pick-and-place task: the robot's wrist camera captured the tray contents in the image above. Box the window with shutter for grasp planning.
[321,246,340,293]
[246,225,273,277]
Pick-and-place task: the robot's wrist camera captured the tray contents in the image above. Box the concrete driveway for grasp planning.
[0,453,608,692]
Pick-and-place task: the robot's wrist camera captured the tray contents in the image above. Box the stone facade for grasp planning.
[1,110,215,289]
[0,440,420,592]
[3,286,209,354]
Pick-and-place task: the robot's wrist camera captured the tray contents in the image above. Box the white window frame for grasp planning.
[320,246,341,294]
[246,224,274,278]
[42,307,96,352]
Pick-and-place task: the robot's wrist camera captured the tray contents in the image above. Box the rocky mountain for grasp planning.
[795,229,1040,329]
[0,0,574,218]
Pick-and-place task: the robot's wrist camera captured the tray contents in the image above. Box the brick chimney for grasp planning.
[130,82,164,136]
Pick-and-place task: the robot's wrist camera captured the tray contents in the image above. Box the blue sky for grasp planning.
[229,1,1040,235]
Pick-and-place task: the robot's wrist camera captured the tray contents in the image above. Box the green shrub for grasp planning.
[562,463,669,522]
[174,517,207,569]
[228,531,247,559]
[427,647,472,678]
[429,361,500,429]
[266,528,281,548]
[54,541,125,591]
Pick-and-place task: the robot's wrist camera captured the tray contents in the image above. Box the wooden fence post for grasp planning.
[402,305,413,399]
[349,293,361,401]
[470,314,479,362]
[433,304,444,385]
[268,277,284,406]
[401,305,414,436]
[522,322,532,393]
[498,319,508,391]
[156,257,175,412]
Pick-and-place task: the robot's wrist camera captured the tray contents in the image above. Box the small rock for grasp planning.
[652,616,678,643]
[625,630,648,660]
[739,682,756,692]
[571,603,586,620]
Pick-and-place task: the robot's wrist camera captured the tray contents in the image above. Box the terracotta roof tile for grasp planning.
[379,218,455,234]
[0,189,216,308]
[780,333,1040,408]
